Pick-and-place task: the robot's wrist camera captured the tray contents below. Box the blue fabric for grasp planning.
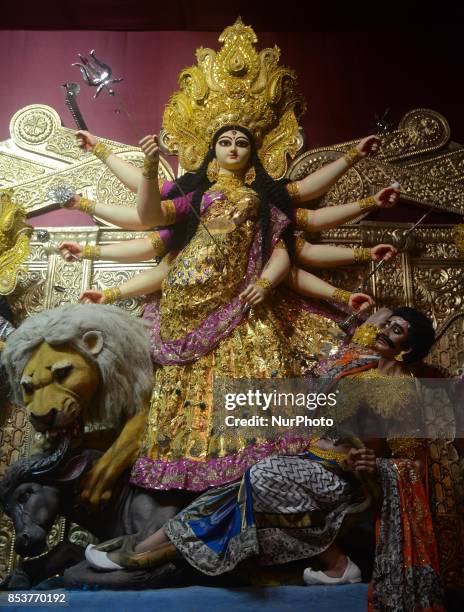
[187,470,254,554]
[7,585,368,611]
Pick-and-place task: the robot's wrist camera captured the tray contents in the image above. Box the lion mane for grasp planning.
[1,304,153,427]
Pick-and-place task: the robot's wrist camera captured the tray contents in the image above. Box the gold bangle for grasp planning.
[0,339,5,352]
[79,197,96,215]
[343,146,362,166]
[82,244,101,260]
[286,181,301,202]
[275,239,287,249]
[295,208,313,232]
[332,288,351,305]
[142,157,158,179]
[358,196,378,212]
[351,323,380,348]
[102,287,122,304]
[353,247,372,262]
[93,141,112,162]
[255,277,272,292]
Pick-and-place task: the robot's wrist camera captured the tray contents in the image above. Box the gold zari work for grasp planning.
[329,368,418,422]
[142,306,297,463]
[351,323,379,348]
[160,183,259,340]
[162,18,305,178]
[0,189,31,295]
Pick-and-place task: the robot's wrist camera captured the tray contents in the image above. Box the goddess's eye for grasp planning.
[218,138,232,147]
[236,139,249,148]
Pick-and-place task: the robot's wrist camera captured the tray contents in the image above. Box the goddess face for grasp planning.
[215,129,251,172]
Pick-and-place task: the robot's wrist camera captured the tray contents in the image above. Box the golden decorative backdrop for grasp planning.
[0,103,463,587]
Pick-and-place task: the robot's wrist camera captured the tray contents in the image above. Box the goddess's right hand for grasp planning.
[76,130,98,151]
[58,241,83,261]
[139,134,160,163]
[61,194,81,210]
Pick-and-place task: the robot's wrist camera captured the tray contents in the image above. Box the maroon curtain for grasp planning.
[0,30,461,226]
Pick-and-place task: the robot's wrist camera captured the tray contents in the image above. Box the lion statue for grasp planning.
[1,303,154,505]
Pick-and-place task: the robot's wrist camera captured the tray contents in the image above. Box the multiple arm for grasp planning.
[296,242,397,268]
[76,130,142,192]
[294,135,380,202]
[239,244,291,305]
[286,267,374,311]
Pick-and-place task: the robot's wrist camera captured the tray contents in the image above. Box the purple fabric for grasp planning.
[130,435,310,491]
[158,227,173,247]
[161,180,194,219]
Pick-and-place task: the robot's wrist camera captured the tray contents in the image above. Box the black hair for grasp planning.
[391,306,435,363]
[166,125,295,263]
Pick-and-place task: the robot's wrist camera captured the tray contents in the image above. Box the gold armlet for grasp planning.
[274,239,287,249]
[92,141,112,162]
[142,157,158,179]
[343,146,362,166]
[78,198,96,215]
[295,208,313,232]
[332,288,351,305]
[353,247,372,262]
[351,323,380,348]
[102,287,122,304]
[149,232,167,256]
[162,200,176,225]
[255,277,272,292]
[295,236,306,255]
[286,181,301,202]
[0,340,5,352]
[82,245,101,260]
[358,196,378,212]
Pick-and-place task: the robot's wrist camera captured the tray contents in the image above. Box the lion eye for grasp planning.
[52,364,74,383]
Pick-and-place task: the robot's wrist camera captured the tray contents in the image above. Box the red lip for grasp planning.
[228,154,238,159]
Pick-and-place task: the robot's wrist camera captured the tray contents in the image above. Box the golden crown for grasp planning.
[0,189,31,295]
[161,18,306,179]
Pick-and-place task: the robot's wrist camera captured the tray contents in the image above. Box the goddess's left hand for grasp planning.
[349,292,374,312]
[356,135,381,157]
[239,283,267,305]
[370,244,397,262]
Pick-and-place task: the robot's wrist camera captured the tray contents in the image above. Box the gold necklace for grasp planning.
[212,174,245,192]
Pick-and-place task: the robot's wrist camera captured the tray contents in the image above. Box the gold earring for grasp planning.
[395,350,406,362]
[207,159,219,182]
[244,166,256,185]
